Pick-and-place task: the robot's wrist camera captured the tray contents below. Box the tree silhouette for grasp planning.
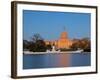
[31,34,43,43]
[70,38,91,52]
[23,34,47,52]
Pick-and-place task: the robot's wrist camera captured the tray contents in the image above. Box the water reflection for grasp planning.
[57,53,70,67]
[23,52,90,69]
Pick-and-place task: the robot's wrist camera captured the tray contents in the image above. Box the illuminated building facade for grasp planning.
[45,31,72,49]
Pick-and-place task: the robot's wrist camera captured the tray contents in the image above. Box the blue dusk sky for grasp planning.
[23,10,91,40]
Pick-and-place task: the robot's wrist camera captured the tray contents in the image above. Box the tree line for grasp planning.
[23,34,52,52]
[23,34,91,52]
[70,38,91,52]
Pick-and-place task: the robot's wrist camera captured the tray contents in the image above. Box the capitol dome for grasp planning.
[60,31,68,39]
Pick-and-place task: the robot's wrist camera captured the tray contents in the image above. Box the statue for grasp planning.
[52,45,56,52]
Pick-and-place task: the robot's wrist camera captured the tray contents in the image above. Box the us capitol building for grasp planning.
[45,31,73,49]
